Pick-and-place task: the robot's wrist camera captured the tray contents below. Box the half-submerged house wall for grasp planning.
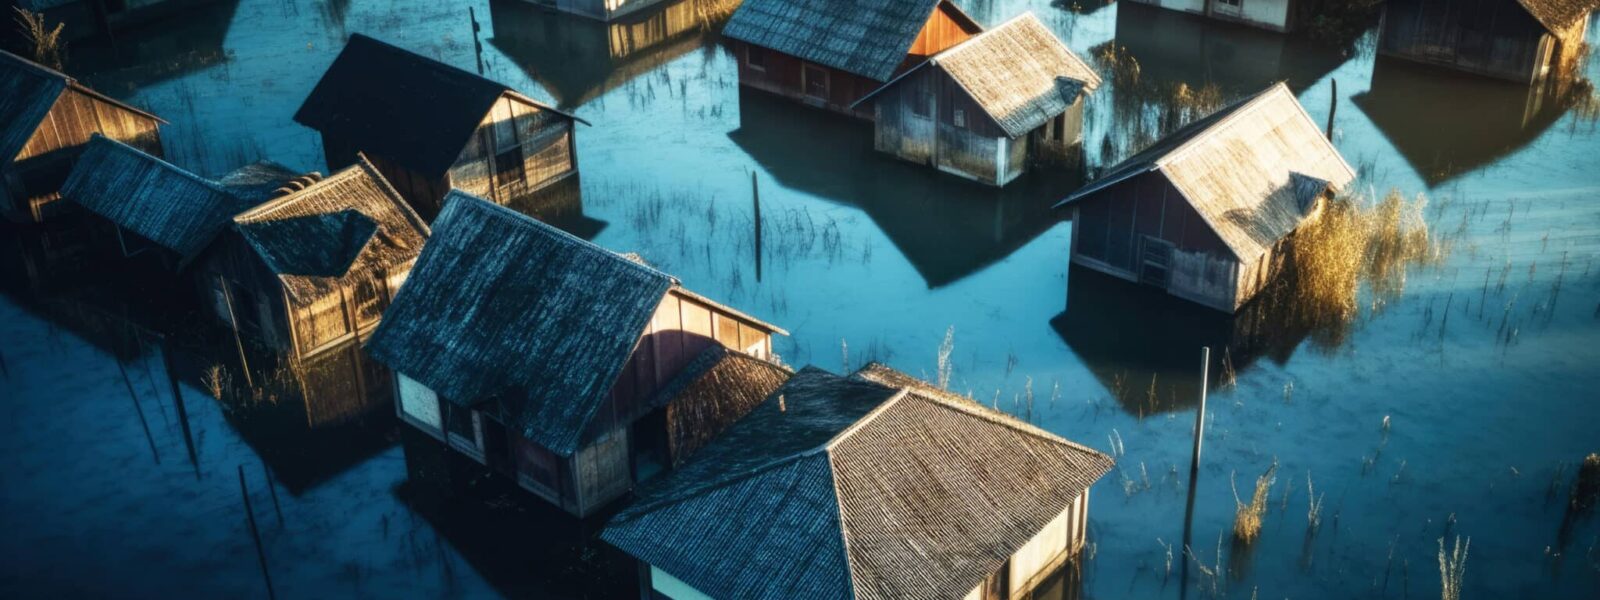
[5,88,163,223]
[198,236,295,352]
[546,0,673,22]
[1378,0,1559,83]
[449,94,577,212]
[873,66,1023,185]
[1127,0,1303,32]
[1070,172,1239,311]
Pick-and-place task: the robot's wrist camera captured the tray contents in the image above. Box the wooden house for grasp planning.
[722,0,983,119]
[1125,0,1316,32]
[1377,0,1597,83]
[1,49,164,224]
[364,192,787,518]
[294,34,588,222]
[853,12,1101,187]
[603,363,1114,600]
[520,0,678,22]
[199,157,430,362]
[1054,83,1356,313]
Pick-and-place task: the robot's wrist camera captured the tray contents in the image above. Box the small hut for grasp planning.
[1377,0,1597,83]
[603,364,1114,600]
[294,34,588,221]
[1124,0,1316,33]
[364,193,786,518]
[722,0,983,118]
[200,157,430,361]
[853,12,1102,186]
[1054,83,1356,313]
[1,50,164,223]
[61,135,291,270]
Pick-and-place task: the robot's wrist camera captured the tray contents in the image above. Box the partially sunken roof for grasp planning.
[859,12,1101,138]
[61,135,286,263]
[0,50,162,164]
[1057,83,1356,262]
[364,192,677,456]
[723,0,971,82]
[233,158,429,302]
[294,34,574,179]
[1516,0,1600,32]
[604,364,1115,600]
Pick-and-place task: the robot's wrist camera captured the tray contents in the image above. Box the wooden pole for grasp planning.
[1325,79,1338,141]
[752,171,763,283]
[118,361,160,464]
[1180,346,1210,599]
[238,465,277,600]
[1191,346,1209,475]
[162,340,200,478]
[261,459,284,529]
[218,276,254,388]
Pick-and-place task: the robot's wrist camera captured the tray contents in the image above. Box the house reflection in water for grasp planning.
[488,0,735,110]
[1352,56,1589,187]
[730,89,1079,288]
[1108,2,1347,95]
[1052,266,1315,416]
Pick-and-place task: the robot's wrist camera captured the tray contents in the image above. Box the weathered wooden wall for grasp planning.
[196,235,294,351]
[1071,172,1239,309]
[5,88,162,222]
[905,3,979,59]
[733,41,882,119]
[450,94,577,215]
[574,430,631,515]
[1379,0,1552,82]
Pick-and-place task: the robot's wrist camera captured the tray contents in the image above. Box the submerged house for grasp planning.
[2,49,164,224]
[604,363,1114,600]
[1125,0,1316,32]
[722,0,983,119]
[294,34,587,222]
[1054,83,1356,312]
[365,193,786,518]
[1377,0,1598,83]
[853,12,1101,186]
[526,0,678,22]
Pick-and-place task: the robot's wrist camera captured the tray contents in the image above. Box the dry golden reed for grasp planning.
[1232,463,1277,544]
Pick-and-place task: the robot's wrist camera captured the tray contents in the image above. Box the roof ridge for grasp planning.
[1154,81,1289,169]
[905,391,1112,461]
[88,134,231,193]
[445,192,678,285]
[233,163,361,222]
[824,388,912,450]
[348,33,509,92]
[824,445,860,600]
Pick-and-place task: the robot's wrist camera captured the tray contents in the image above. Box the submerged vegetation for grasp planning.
[1437,536,1470,600]
[1232,463,1278,544]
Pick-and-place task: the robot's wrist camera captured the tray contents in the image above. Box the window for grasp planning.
[746,45,767,72]
[910,78,932,118]
[1217,0,1240,5]
[490,98,525,190]
[953,108,966,128]
[494,146,526,188]
[803,64,829,100]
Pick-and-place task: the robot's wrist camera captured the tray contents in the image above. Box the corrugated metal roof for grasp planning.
[1057,83,1356,262]
[293,34,575,179]
[1516,0,1600,32]
[60,135,278,262]
[863,12,1100,138]
[363,192,676,456]
[233,159,429,303]
[604,364,1115,600]
[723,0,952,81]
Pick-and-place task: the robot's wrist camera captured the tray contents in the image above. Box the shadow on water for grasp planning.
[1352,56,1591,187]
[504,174,609,241]
[394,427,637,600]
[729,89,1082,288]
[1051,265,1316,415]
[487,0,736,111]
[69,0,245,92]
[1108,2,1349,97]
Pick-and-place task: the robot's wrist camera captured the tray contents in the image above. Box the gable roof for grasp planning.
[855,12,1101,138]
[604,364,1115,600]
[1516,0,1600,32]
[60,135,288,263]
[0,50,163,164]
[233,158,428,303]
[363,192,678,456]
[723,0,975,81]
[293,34,578,179]
[1056,82,1356,261]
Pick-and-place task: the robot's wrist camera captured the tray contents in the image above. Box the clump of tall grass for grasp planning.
[1305,471,1325,531]
[1093,43,1141,88]
[13,8,65,70]
[1573,453,1600,513]
[1232,463,1278,544]
[1438,536,1469,600]
[935,325,955,390]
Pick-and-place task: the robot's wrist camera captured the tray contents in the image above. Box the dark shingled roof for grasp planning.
[1516,0,1600,32]
[364,192,677,456]
[60,135,283,262]
[649,345,795,467]
[232,158,430,303]
[604,364,1116,600]
[723,0,967,81]
[1,50,163,164]
[293,34,576,179]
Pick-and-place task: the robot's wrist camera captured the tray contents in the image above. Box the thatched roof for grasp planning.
[1516,0,1600,32]
[856,12,1101,138]
[723,0,976,82]
[293,34,578,179]
[650,345,794,466]
[61,135,290,263]
[0,50,162,165]
[604,364,1114,600]
[1057,82,1356,262]
[364,193,677,456]
[232,158,428,303]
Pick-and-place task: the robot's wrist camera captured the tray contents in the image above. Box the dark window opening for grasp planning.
[446,405,477,443]
[495,146,526,188]
[803,64,829,100]
[746,46,767,71]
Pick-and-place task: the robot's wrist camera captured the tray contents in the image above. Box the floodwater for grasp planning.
[4,0,1600,598]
